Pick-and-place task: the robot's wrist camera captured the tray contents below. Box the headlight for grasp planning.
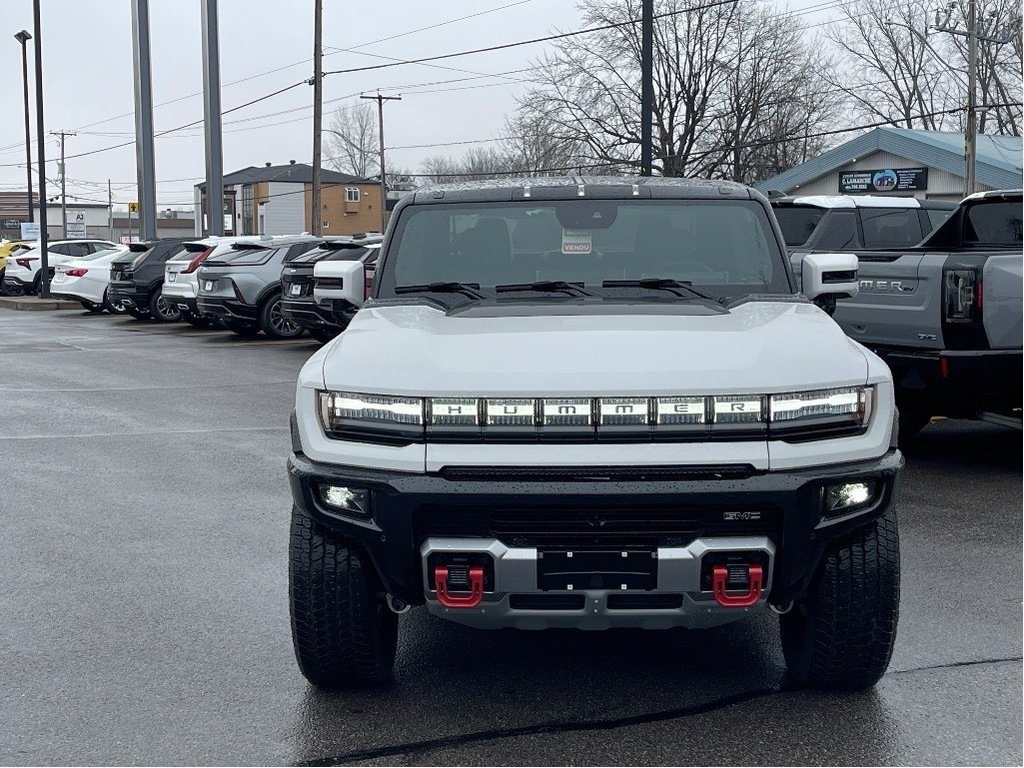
[825,480,876,515]
[318,391,423,443]
[769,386,871,438]
[319,484,372,519]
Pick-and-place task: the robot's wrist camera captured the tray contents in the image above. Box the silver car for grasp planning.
[195,236,321,338]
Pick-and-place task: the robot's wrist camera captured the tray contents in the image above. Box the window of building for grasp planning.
[345,188,361,203]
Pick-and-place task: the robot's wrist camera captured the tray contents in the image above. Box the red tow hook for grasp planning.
[434,565,485,609]
[712,564,763,608]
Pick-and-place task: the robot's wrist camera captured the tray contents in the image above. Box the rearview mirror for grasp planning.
[313,259,365,310]
[801,252,858,315]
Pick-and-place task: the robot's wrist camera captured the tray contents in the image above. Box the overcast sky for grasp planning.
[0,0,839,210]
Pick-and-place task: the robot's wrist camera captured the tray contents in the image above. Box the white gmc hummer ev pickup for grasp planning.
[287,177,903,690]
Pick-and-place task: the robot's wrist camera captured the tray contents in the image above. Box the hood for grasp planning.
[321,301,869,397]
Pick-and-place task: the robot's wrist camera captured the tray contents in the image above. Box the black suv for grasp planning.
[280,236,383,342]
[109,238,190,322]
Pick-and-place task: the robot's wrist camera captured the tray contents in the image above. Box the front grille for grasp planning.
[415,504,774,548]
[438,464,757,482]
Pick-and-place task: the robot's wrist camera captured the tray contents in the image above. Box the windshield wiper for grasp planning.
[394,281,487,300]
[495,280,592,297]
[602,278,719,302]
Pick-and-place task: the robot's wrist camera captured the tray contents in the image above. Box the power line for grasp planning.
[323,0,741,77]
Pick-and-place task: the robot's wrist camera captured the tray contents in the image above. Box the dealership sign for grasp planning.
[840,168,928,193]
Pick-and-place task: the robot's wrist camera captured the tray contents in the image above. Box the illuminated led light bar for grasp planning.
[318,387,872,441]
[542,398,592,426]
[429,398,480,426]
[321,391,423,425]
[485,398,536,426]
[655,396,705,425]
[769,387,863,422]
[598,398,649,425]
[712,395,763,423]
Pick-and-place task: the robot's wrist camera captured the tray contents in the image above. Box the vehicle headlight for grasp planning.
[318,391,424,443]
[769,386,872,437]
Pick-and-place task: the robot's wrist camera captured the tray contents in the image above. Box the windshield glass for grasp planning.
[379,200,789,299]
[773,206,824,247]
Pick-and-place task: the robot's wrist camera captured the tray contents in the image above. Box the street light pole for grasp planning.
[31,0,49,297]
[201,0,224,236]
[14,30,34,225]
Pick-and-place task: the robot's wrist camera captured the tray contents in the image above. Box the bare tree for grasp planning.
[420,146,521,182]
[825,0,1021,135]
[515,0,838,178]
[325,101,377,178]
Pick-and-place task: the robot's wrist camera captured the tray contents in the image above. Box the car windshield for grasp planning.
[773,206,824,247]
[379,200,789,301]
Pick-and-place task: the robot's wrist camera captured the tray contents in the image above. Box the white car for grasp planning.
[49,246,131,313]
[2,239,118,294]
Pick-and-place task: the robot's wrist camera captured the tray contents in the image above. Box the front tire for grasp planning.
[780,508,900,690]
[289,504,398,688]
[898,408,931,442]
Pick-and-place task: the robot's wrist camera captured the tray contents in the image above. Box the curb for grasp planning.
[0,296,82,311]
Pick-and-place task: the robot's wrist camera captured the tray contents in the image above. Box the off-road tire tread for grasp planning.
[289,504,397,688]
[781,508,900,690]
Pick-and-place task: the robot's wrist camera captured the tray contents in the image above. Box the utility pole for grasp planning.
[933,1,1012,195]
[51,130,75,239]
[311,0,323,236]
[131,0,157,241]
[108,179,113,241]
[201,0,224,236]
[640,0,653,176]
[32,0,49,297]
[361,92,401,233]
[14,30,34,223]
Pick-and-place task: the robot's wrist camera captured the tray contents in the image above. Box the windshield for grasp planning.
[773,206,824,247]
[378,200,789,301]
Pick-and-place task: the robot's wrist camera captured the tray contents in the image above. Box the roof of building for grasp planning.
[196,163,369,188]
[754,127,1023,194]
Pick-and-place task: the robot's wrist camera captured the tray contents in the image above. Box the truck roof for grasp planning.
[775,195,954,210]
[961,188,1022,203]
[409,176,755,204]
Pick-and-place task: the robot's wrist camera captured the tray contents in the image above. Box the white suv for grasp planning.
[287,177,903,692]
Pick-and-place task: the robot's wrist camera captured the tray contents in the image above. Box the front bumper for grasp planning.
[195,295,257,322]
[288,448,903,623]
[876,346,1023,417]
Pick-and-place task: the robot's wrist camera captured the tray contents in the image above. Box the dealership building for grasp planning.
[755,127,1022,202]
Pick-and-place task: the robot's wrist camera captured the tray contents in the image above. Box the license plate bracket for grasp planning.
[537,549,656,591]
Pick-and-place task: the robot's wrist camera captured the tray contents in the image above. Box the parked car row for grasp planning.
[19,231,384,343]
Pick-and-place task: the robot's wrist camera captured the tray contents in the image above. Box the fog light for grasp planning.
[320,485,371,518]
[825,481,874,514]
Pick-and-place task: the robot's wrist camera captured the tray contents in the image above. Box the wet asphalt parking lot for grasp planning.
[1,308,1021,766]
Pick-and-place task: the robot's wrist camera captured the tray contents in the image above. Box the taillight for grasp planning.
[15,257,36,268]
[181,247,214,274]
[65,268,88,277]
[364,269,374,300]
[943,267,981,324]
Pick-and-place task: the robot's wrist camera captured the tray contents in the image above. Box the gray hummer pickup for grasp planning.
[786,190,1022,437]
[287,177,903,691]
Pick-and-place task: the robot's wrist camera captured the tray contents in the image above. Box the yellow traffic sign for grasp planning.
[128,202,139,213]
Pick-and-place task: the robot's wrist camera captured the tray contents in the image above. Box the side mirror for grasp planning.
[802,252,859,315]
[313,260,365,310]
